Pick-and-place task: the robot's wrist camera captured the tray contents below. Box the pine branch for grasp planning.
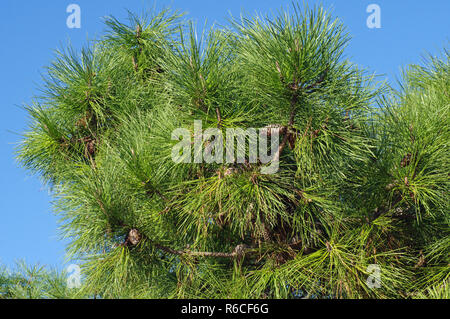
[215,107,222,128]
[151,241,250,259]
[369,194,403,222]
[271,92,297,163]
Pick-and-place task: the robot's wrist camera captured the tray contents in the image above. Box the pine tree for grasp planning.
[15,4,449,299]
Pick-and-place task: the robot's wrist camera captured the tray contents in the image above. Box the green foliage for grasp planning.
[14,3,449,299]
[0,261,82,299]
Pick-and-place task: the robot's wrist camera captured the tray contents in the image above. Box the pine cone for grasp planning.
[127,229,141,246]
[224,167,237,176]
[76,117,88,128]
[415,250,426,268]
[400,153,412,167]
[234,244,248,257]
[87,140,96,155]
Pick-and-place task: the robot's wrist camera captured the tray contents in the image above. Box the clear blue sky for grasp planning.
[0,0,448,270]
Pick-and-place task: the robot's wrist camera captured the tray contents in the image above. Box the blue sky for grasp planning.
[0,0,448,270]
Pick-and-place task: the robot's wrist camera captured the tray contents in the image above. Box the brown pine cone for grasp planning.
[127,229,141,246]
